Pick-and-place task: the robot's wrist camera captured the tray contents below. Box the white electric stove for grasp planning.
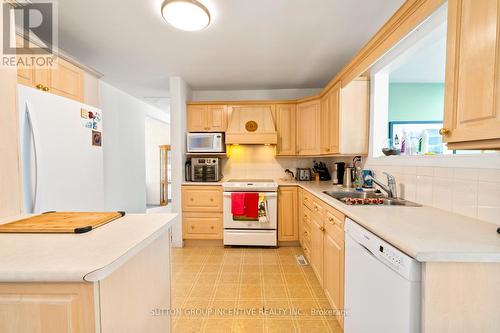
[222,179,278,246]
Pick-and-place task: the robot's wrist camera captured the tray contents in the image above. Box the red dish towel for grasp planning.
[244,193,259,219]
[231,193,246,215]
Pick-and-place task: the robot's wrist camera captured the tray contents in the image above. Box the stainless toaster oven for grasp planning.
[191,158,222,182]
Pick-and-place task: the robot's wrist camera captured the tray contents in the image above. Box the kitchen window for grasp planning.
[368,2,498,166]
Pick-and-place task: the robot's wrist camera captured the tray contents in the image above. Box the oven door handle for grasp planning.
[223,192,277,197]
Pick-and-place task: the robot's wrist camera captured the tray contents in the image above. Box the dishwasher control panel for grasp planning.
[379,245,402,266]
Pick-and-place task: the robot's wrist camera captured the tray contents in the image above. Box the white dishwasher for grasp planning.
[344,218,421,333]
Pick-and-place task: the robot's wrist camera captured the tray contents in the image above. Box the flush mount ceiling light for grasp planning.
[161,0,211,31]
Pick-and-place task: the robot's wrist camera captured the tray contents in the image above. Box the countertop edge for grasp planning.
[278,182,500,263]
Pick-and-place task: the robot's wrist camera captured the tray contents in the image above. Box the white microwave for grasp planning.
[187,133,225,153]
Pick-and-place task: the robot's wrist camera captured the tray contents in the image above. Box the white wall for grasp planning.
[191,88,321,101]
[100,81,167,213]
[169,77,191,247]
[145,117,170,205]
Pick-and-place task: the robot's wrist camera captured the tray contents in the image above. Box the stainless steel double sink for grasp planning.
[322,190,422,207]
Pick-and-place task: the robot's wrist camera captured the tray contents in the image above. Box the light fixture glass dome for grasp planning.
[161,0,211,31]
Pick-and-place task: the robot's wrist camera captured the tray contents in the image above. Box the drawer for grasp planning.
[183,212,222,239]
[302,191,314,210]
[302,206,312,227]
[325,210,344,245]
[311,198,325,217]
[182,186,222,212]
[302,225,311,244]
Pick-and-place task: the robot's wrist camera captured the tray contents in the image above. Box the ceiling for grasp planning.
[57,0,404,101]
[389,24,447,83]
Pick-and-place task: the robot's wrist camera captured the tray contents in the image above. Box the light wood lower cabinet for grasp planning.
[277,187,298,241]
[183,212,223,239]
[181,185,223,240]
[310,211,325,287]
[299,187,345,328]
[443,0,500,149]
[182,186,223,212]
[324,207,345,329]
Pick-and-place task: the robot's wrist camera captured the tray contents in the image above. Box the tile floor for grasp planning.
[171,245,342,333]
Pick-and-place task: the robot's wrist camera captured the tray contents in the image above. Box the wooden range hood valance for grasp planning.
[225,105,278,145]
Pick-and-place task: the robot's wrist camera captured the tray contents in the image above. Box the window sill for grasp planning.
[367,152,500,169]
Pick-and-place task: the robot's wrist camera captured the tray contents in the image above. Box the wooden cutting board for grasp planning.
[0,211,125,234]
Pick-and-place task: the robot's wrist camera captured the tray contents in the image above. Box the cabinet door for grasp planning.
[278,187,298,241]
[276,104,296,155]
[296,100,320,155]
[339,79,369,154]
[17,67,35,87]
[48,58,83,102]
[187,105,209,132]
[310,215,324,287]
[328,82,341,153]
[207,105,227,132]
[443,0,500,149]
[320,95,331,154]
[324,232,344,327]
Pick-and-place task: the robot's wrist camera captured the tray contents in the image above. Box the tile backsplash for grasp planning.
[367,164,500,225]
[221,145,353,180]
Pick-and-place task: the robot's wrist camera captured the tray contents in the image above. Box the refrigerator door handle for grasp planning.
[25,102,39,213]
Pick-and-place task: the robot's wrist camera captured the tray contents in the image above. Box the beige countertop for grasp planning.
[279,180,500,263]
[0,213,178,282]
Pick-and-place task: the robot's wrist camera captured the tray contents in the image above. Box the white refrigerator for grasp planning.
[18,85,104,214]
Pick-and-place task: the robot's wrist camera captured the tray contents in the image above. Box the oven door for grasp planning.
[223,191,277,230]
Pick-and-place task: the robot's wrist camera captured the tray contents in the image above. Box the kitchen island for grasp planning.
[0,213,177,333]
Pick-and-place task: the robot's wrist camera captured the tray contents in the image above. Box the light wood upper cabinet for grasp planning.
[338,78,370,155]
[207,105,228,131]
[276,104,296,155]
[327,82,341,154]
[320,83,341,155]
[443,0,500,149]
[278,187,298,241]
[320,95,331,154]
[187,105,209,131]
[187,104,228,132]
[17,58,84,102]
[48,59,84,102]
[296,99,321,156]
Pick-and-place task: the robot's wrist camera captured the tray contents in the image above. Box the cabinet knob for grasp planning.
[42,86,49,92]
[439,128,451,136]
[210,198,214,202]
[210,226,214,230]
[190,198,194,201]
[191,226,194,230]
[328,217,334,224]
[36,84,43,90]
[319,226,325,232]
